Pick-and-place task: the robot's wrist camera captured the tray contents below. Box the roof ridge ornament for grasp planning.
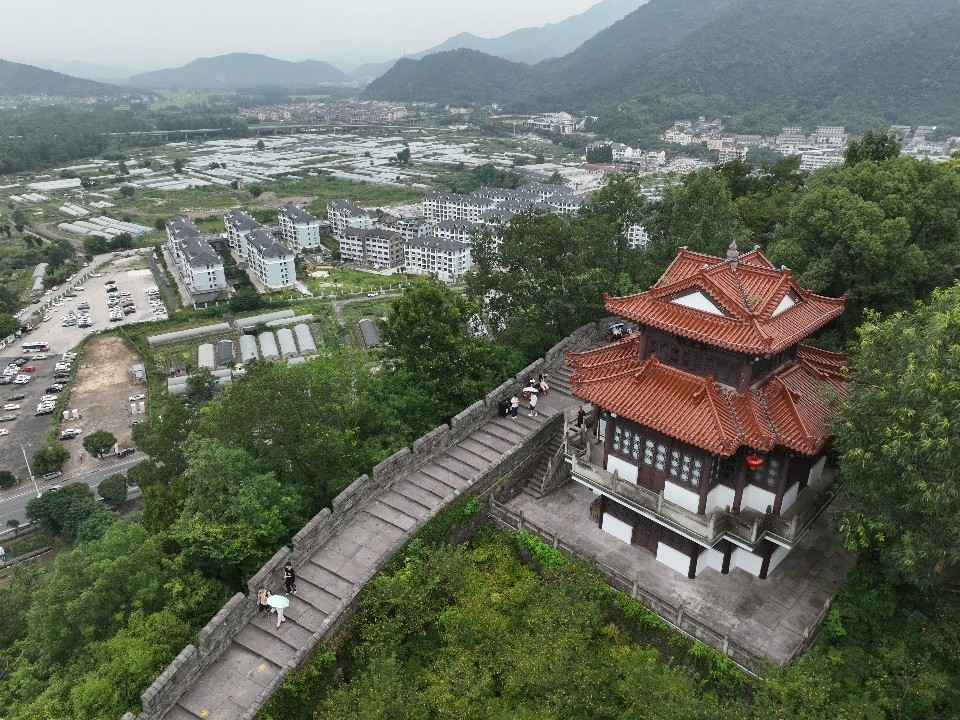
[726,239,740,270]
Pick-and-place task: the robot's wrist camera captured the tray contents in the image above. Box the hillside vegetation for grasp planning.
[363,0,960,132]
[0,58,125,96]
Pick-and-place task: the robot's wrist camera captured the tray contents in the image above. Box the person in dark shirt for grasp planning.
[283,562,298,595]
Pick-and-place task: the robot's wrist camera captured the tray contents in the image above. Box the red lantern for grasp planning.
[745,454,765,471]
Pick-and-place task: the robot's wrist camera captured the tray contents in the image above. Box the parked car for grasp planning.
[22,366,36,373]
[13,376,31,384]
[0,415,16,422]
[0,429,8,436]
[116,447,135,458]
[129,394,146,402]
[59,428,82,439]
[7,394,26,401]
[0,378,11,385]
[3,404,20,411]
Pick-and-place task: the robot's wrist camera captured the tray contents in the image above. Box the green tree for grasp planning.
[845,129,902,166]
[185,367,217,404]
[82,235,111,255]
[32,443,69,475]
[97,473,129,507]
[248,184,264,198]
[154,217,167,232]
[382,280,521,433]
[0,313,18,338]
[169,438,288,585]
[83,429,117,458]
[172,157,185,173]
[0,470,16,488]
[586,144,614,163]
[396,146,411,163]
[118,185,135,198]
[228,288,265,313]
[24,482,112,543]
[255,139,265,151]
[768,157,960,342]
[834,285,960,589]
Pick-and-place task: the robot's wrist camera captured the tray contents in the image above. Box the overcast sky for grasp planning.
[6,0,604,73]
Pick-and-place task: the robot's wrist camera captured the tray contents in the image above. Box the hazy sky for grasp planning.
[6,0,604,72]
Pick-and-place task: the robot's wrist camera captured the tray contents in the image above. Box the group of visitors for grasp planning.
[510,373,550,419]
[256,561,298,628]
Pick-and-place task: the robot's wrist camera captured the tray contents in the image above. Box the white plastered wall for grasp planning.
[780,481,800,514]
[705,483,735,513]
[601,513,633,544]
[741,484,776,513]
[606,455,639,484]
[656,542,691,575]
[664,481,700,513]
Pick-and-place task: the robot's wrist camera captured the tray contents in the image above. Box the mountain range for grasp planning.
[348,0,647,80]
[363,0,960,132]
[129,53,348,90]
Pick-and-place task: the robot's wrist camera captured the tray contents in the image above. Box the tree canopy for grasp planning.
[834,284,960,589]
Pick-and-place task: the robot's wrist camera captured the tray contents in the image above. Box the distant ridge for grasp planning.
[363,0,960,131]
[0,58,126,96]
[348,0,647,81]
[130,53,348,89]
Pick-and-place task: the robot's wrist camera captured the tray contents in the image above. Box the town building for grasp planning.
[624,224,650,250]
[339,228,405,268]
[434,219,482,244]
[404,236,471,281]
[327,200,372,235]
[373,212,429,241]
[165,216,227,295]
[244,228,297,290]
[224,210,260,256]
[566,243,847,580]
[278,204,323,253]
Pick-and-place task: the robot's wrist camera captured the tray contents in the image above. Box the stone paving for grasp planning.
[162,385,572,720]
[505,481,855,665]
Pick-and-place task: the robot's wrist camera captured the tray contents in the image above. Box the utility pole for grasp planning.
[18,443,40,497]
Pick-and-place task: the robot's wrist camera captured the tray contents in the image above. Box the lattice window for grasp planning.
[613,425,624,453]
[643,439,655,466]
[669,449,681,478]
[655,443,668,471]
[632,434,642,461]
[763,457,781,488]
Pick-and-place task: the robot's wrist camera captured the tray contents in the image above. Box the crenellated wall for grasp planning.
[122,322,608,720]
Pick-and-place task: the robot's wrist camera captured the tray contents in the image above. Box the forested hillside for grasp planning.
[364,0,960,132]
[0,58,125,96]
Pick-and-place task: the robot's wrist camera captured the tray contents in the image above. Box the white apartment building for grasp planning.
[800,150,845,171]
[166,216,228,295]
[327,200,372,235]
[224,210,260,256]
[374,213,429,241]
[340,228,405,268]
[815,126,847,146]
[434,219,482,243]
[404,236,471,282]
[278,204,323,253]
[245,228,296,289]
[625,224,651,250]
[718,148,748,163]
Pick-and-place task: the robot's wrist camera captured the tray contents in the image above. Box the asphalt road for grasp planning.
[0,452,143,534]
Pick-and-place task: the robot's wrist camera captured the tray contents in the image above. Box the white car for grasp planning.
[13,376,31,384]
[0,429,8,437]
[42,315,52,322]
[129,394,146,402]
[40,395,58,402]
[34,354,48,360]
[3,404,20,411]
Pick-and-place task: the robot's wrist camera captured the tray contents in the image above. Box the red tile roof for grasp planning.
[605,247,845,356]
[569,341,847,457]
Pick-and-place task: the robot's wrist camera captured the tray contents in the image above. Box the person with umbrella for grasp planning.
[267,593,290,628]
[523,384,539,417]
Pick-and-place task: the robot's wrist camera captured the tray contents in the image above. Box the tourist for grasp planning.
[283,562,298,595]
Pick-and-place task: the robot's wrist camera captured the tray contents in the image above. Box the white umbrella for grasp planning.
[523,386,539,395]
[267,594,290,609]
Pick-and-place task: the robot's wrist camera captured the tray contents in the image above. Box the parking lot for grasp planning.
[25,253,168,355]
[0,351,75,478]
[0,253,162,481]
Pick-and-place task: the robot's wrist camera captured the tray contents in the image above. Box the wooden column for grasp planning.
[772,452,792,516]
[602,412,614,468]
[696,455,713,515]
[732,454,748,512]
[687,546,699,579]
[758,541,774,579]
[598,495,607,529]
[721,542,733,575]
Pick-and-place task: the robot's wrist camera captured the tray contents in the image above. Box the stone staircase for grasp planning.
[159,393,567,720]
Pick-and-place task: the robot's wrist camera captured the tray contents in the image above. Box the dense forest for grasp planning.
[0,58,125,97]
[364,0,960,134]
[2,145,960,718]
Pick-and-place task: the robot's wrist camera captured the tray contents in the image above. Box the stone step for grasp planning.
[405,472,458,501]
[458,436,506,463]
[235,615,312,654]
[174,643,281,719]
[313,550,372,585]
[379,487,435,516]
[166,704,200,720]
[462,432,512,456]
[302,558,356,598]
[442,445,488,472]
[230,625,296,670]
[475,423,522,446]
[419,464,470,490]
[432,450,484,477]
[364,501,419,532]
[281,573,343,618]
[394,476,446,505]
